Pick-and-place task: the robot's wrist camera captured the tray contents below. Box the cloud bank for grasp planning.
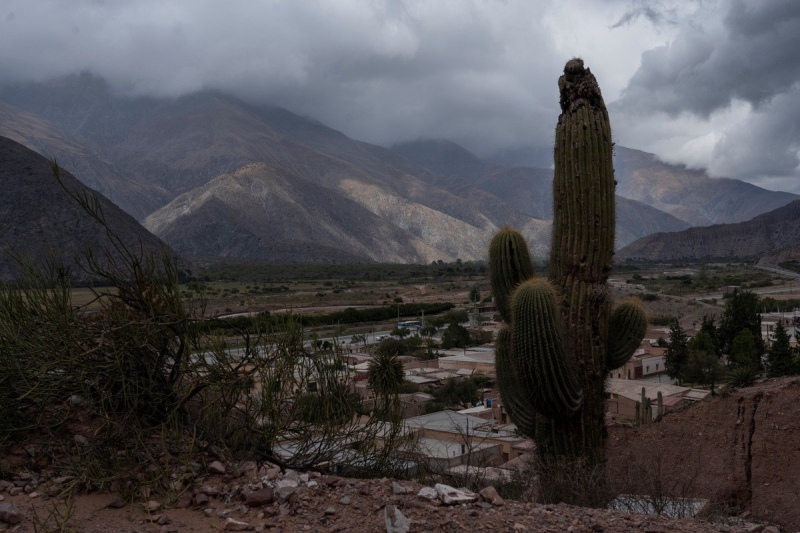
[1,0,799,192]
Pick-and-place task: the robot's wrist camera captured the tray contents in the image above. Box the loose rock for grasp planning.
[384,504,410,533]
[417,487,438,501]
[392,481,409,495]
[208,461,227,475]
[245,488,274,507]
[479,486,505,506]
[434,483,478,505]
[145,500,162,512]
[223,517,252,531]
[0,503,22,525]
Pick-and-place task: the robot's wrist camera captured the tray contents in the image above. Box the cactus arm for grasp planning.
[489,228,534,323]
[510,279,582,418]
[495,326,537,436]
[606,300,647,371]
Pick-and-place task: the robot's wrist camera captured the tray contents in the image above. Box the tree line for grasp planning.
[665,289,799,390]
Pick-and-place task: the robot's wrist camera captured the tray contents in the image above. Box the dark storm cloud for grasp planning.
[711,86,800,180]
[610,2,671,29]
[614,0,800,190]
[2,0,797,189]
[0,0,567,158]
[619,0,800,117]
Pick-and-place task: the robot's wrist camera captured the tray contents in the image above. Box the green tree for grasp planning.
[688,330,716,356]
[684,331,724,391]
[428,309,469,329]
[720,290,763,356]
[367,352,405,396]
[665,321,690,384]
[767,322,793,377]
[441,322,470,349]
[468,285,481,304]
[730,329,759,370]
[699,315,721,356]
[376,336,421,357]
[685,350,725,391]
[391,326,411,339]
[432,378,478,409]
[420,325,437,338]
[469,329,493,345]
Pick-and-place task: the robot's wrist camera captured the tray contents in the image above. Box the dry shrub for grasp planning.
[0,162,405,498]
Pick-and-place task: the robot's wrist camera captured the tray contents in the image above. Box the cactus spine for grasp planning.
[488,58,646,468]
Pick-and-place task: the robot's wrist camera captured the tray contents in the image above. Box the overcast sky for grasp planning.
[2,0,800,192]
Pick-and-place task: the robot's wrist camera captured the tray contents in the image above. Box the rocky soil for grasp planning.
[0,459,767,533]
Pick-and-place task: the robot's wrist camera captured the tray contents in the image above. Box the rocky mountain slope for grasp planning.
[393,139,692,247]
[395,140,799,229]
[142,162,457,263]
[0,137,169,281]
[0,100,168,219]
[608,377,800,531]
[616,199,800,262]
[614,146,799,226]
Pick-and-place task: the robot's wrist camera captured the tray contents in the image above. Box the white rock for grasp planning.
[392,481,409,495]
[417,487,438,501]
[208,461,226,475]
[384,505,410,533]
[434,483,478,505]
[223,517,251,531]
[275,485,297,501]
[275,478,299,489]
[144,500,162,512]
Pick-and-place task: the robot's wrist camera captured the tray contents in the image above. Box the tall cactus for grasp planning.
[489,58,646,467]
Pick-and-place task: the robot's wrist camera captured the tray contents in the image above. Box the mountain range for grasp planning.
[1,72,798,269]
[616,199,800,263]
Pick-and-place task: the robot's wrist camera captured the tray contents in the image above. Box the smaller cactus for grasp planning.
[639,387,652,425]
[607,301,648,371]
[489,228,534,322]
[495,325,537,437]
[510,279,582,419]
[657,391,665,418]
